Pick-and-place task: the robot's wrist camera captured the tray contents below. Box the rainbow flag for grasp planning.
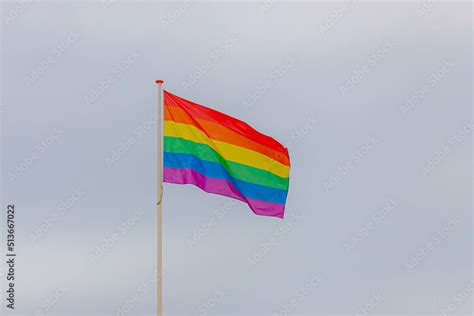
[163,91,290,218]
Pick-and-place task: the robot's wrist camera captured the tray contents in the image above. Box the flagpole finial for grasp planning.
[155,80,164,85]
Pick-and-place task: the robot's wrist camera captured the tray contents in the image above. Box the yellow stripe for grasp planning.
[164,121,290,178]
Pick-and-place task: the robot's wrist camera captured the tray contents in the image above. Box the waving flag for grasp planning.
[163,91,290,218]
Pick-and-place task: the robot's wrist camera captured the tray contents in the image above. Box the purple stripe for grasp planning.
[163,167,285,218]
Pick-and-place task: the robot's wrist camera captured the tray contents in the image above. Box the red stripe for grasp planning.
[164,90,289,157]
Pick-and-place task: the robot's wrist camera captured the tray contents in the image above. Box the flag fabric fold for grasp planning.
[163,90,290,218]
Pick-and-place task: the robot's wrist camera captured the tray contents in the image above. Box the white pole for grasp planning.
[155,79,164,316]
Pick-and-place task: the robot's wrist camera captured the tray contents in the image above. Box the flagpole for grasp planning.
[155,79,164,316]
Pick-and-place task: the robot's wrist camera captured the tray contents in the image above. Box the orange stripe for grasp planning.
[164,105,290,166]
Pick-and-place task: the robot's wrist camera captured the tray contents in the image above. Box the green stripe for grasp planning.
[164,136,289,190]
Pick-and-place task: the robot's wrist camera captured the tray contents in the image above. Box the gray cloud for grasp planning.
[1,1,471,315]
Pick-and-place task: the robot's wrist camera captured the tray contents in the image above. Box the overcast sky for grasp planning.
[1,1,472,316]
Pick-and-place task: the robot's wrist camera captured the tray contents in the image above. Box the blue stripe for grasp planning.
[164,152,288,204]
